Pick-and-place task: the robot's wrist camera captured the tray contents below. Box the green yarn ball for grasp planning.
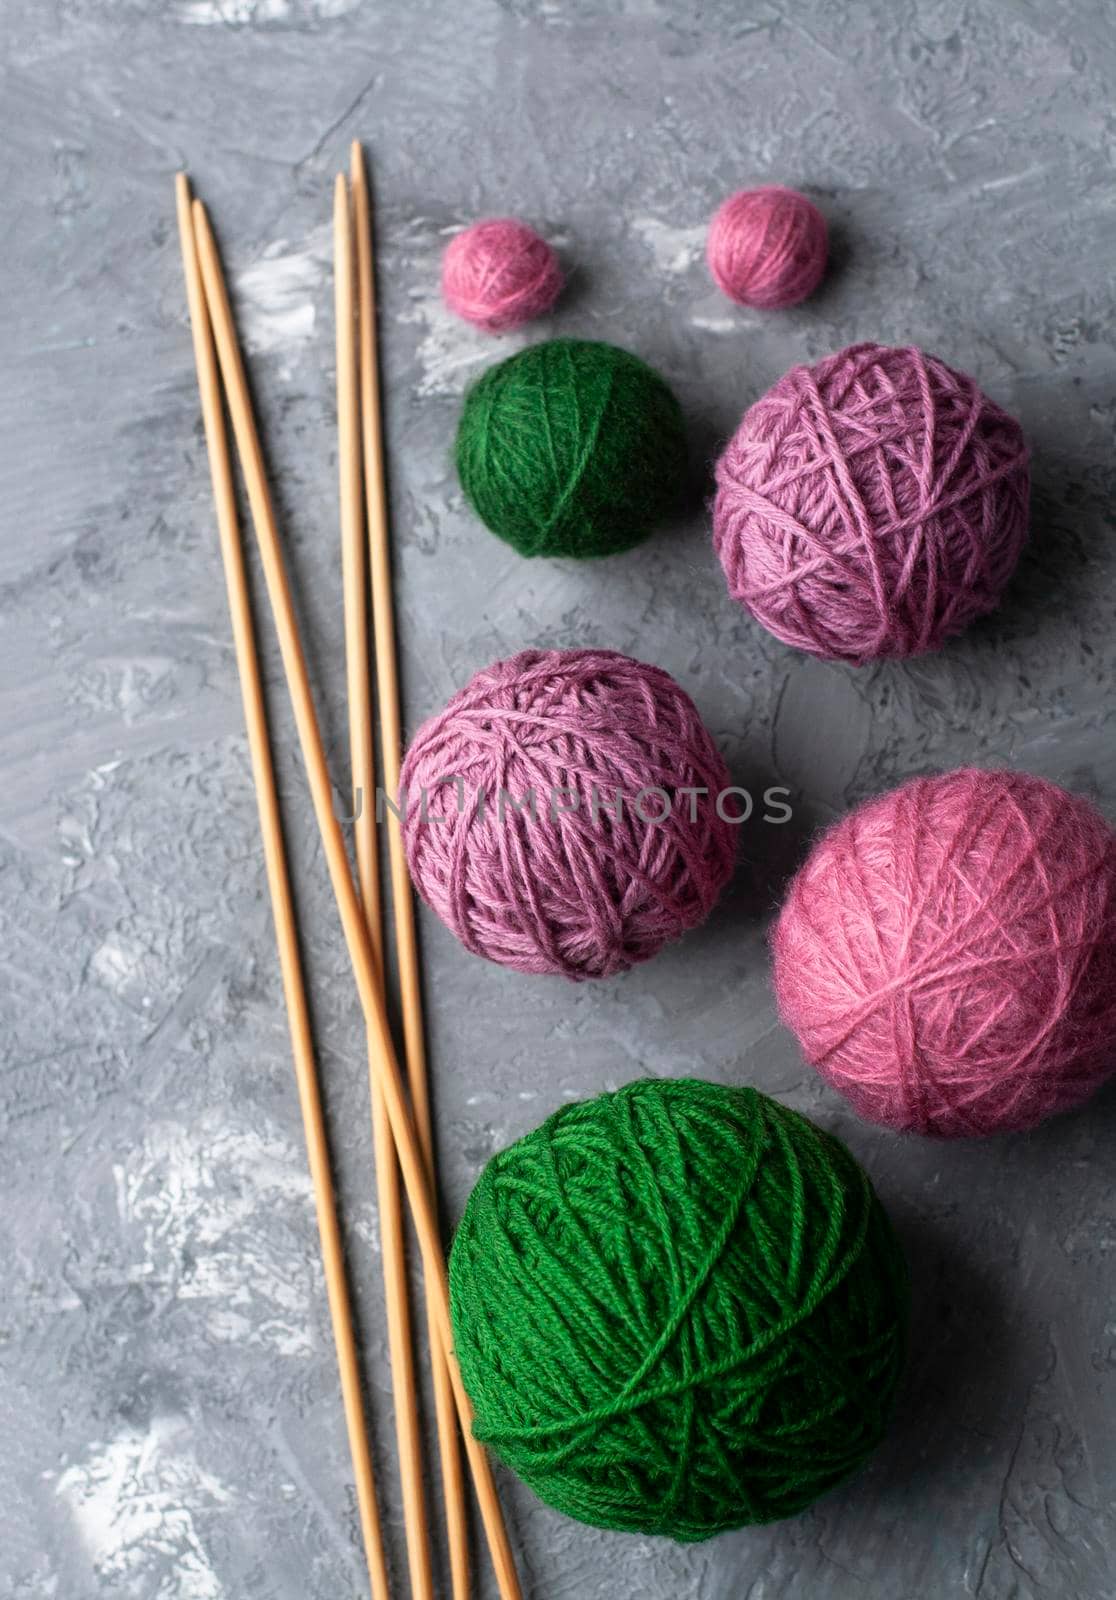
[455,338,687,558]
[449,1078,908,1541]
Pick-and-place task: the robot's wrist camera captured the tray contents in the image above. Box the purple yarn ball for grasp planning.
[712,342,1030,664]
[442,218,562,333]
[707,186,827,310]
[400,649,736,980]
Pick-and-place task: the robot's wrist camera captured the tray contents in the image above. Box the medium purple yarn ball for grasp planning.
[712,342,1030,664]
[400,649,736,980]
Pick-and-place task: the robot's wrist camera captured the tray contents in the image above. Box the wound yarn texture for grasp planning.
[707,186,827,309]
[400,649,735,980]
[442,218,563,333]
[449,1077,909,1541]
[455,338,688,559]
[773,768,1116,1137]
[713,342,1030,663]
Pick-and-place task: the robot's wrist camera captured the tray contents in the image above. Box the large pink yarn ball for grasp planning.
[706,186,827,309]
[400,649,736,980]
[713,343,1030,664]
[773,769,1116,1137]
[442,218,562,333]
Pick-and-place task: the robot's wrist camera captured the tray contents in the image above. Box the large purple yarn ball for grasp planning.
[400,649,736,980]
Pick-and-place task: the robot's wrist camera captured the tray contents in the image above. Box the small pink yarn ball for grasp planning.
[400,648,736,980]
[713,342,1030,664]
[773,769,1116,1138]
[442,218,562,333]
[706,186,827,309]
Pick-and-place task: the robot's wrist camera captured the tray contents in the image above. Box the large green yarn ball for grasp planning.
[449,1078,908,1541]
[455,338,688,558]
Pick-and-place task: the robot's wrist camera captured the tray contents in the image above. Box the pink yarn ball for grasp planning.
[713,342,1030,664]
[442,218,562,333]
[400,649,736,980]
[706,186,827,309]
[773,769,1116,1137]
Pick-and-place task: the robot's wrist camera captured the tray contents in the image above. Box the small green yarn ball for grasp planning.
[455,338,687,558]
[449,1078,908,1541]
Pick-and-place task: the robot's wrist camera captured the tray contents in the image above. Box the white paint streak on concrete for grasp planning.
[123,1119,316,1357]
[631,215,706,276]
[398,287,532,399]
[56,1417,230,1599]
[89,932,145,995]
[79,657,175,723]
[178,0,361,24]
[233,227,330,378]
[690,311,744,333]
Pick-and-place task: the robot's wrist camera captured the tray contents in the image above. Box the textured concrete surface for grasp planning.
[4,1,1116,1596]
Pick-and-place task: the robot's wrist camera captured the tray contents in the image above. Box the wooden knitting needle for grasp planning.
[334,173,435,1600]
[175,174,392,1600]
[191,196,523,1600]
[349,142,471,1600]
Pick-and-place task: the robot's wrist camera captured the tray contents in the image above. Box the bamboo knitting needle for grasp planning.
[334,173,435,1600]
[191,196,523,1600]
[349,142,471,1600]
[175,174,392,1600]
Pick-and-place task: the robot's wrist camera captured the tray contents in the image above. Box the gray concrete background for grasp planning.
[4,1,1116,1596]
